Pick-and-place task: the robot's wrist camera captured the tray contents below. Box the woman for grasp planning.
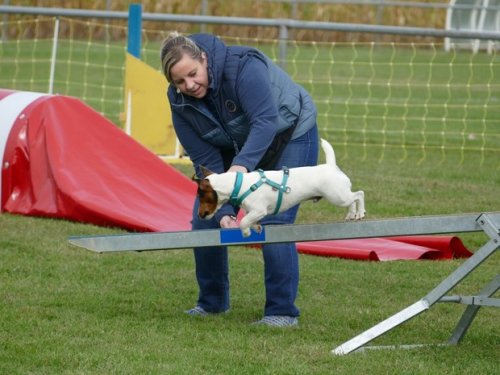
[160,32,319,327]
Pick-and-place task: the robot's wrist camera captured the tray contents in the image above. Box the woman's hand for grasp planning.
[220,215,239,229]
[228,165,248,173]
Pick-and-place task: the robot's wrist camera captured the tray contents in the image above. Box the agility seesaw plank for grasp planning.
[68,212,500,253]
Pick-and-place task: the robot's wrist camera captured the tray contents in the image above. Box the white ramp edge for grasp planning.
[0,91,47,208]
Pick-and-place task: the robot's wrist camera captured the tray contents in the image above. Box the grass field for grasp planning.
[1,152,499,374]
[1,26,499,374]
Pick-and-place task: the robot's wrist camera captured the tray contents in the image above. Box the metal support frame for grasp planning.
[332,213,500,355]
[68,212,499,355]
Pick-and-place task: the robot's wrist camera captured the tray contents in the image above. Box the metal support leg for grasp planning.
[447,275,500,345]
[332,213,500,355]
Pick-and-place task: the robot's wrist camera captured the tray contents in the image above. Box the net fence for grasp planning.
[1,16,499,168]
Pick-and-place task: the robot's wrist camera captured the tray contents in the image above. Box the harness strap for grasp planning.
[229,172,244,206]
[229,168,290,215]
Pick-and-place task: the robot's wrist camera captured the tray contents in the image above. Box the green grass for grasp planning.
[1,23,499,374]
[1,153,499,374]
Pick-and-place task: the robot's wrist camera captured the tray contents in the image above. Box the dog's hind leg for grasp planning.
[345,201,358,220]
[356,190,366,219]
[344,191,365,220]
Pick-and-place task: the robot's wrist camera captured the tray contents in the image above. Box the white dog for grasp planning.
[195,139,365,237]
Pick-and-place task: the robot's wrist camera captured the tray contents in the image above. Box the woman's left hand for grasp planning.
[220,215,239,229]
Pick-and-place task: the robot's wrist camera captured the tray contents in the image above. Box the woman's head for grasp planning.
[160,32,209,98]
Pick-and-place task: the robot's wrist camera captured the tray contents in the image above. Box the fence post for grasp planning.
[278,23,288,69]
[48,17,60,94]
[1,0,9,42]
[127,3,142,58]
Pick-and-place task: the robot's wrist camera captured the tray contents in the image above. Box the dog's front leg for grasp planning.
[239,210,267,237]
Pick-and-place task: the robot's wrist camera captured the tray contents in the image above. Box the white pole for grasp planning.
[48,17,60,94]
[125,90,132,135]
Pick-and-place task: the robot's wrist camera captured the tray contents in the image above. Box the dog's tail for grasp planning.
[320,138,337,166]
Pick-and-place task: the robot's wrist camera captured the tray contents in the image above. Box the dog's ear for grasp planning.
[192,174,213,191]
[199,179,212,190]
[200,165,214,177]
[192,174,201,184]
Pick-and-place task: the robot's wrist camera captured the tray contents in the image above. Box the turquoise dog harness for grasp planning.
[230,168,291,215]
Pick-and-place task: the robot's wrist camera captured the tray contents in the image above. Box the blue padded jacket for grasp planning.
[167,34,317,176]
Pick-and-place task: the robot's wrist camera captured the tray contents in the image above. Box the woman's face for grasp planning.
[170,53,209,98]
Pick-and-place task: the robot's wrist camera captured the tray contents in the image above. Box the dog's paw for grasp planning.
[241,228,252,237]
[344,212,356,221]
[350,211,366,220]
[252,224,262,233]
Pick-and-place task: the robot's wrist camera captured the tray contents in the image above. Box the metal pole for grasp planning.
[278,23,288,69]
[127,3,142,58]
[48,17,59,95]
[200,0,208,33]
[2,0,9,42]
[1,5,499,41]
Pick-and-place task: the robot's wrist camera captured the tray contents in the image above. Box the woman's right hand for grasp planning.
[228,165,248,173]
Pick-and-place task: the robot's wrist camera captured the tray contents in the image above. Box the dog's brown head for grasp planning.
[193,166,218,219]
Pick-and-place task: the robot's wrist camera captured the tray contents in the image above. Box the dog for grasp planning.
[195,139,365,237]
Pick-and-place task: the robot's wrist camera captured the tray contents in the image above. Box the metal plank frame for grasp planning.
[68,212,500,253]
[68,212,499,355]
[332,213,500,355]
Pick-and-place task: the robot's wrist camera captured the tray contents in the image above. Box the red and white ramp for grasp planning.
[0,90,471,260]
[0,89,195,232]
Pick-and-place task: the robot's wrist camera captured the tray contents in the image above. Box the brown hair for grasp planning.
[160,32,203,83]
